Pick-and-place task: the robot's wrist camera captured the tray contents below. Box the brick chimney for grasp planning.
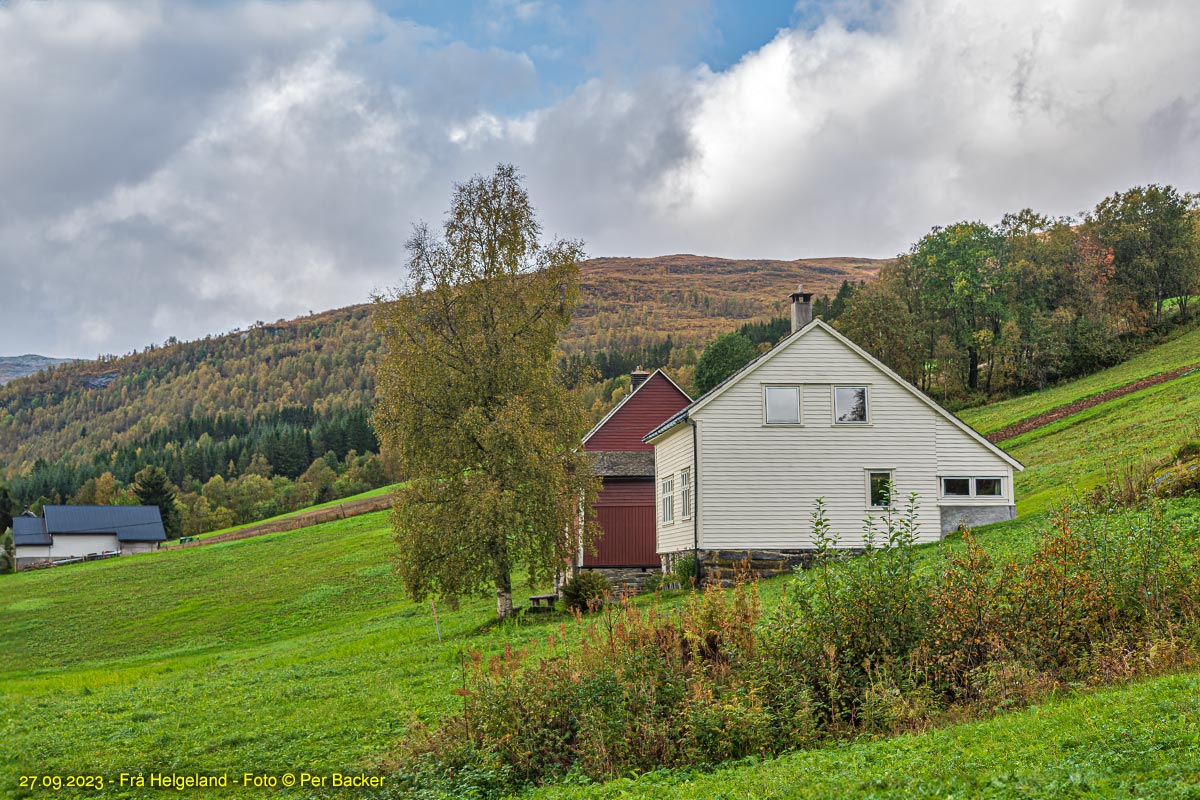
[630,367,650,390]
[790,285,814,333]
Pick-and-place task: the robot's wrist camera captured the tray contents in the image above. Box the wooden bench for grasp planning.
[528,593,558,611]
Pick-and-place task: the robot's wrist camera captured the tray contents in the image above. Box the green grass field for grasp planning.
[170,483,399,543]
[6,331,1200,799]
[958,324,1200,435]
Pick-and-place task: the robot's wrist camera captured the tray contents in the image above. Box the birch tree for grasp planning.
[373,164,600,618]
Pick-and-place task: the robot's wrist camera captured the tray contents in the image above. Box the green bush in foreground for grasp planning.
[395,497,1200,798]
[559,570,612,613]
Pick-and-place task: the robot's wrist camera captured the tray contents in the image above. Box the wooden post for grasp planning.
[431,598,442,643]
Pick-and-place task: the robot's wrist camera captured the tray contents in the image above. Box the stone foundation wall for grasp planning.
[661,548,844,587]
[577,566,662,592]
[700,549,819,586]
[939,504,1016,534]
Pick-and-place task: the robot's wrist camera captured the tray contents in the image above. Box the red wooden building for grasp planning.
[581,369,691,571]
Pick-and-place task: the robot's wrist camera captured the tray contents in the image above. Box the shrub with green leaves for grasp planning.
[560,570,611,613]
[398,496,1200,796]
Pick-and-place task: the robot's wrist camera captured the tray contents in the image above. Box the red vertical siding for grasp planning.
[585,479,658,567]
[584,372,691,451]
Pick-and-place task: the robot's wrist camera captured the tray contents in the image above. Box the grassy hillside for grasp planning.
[5,501,1200,799]
[959,325,1200,435]
[5,325,1200,799]
[955,325,1200,515]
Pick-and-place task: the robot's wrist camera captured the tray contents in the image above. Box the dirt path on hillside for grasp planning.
[173,492,393,548]
[985,365,1200,443]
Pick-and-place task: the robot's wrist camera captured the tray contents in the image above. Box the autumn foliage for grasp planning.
[397,498,1200,796]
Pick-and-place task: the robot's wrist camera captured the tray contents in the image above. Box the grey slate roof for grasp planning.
[12,516,51,546]
[589,450,656,478]
[42,505,167,543]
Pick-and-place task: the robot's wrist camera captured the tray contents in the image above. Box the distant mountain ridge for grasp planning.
[0,354,76,386]
[0,254,886,498]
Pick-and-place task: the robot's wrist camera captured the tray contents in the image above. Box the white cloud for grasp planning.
[2,0,1199,356]
[644,0,1200,257]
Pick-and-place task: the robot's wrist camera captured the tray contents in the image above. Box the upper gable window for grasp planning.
[834,386,869,424]
[764,386,801,425]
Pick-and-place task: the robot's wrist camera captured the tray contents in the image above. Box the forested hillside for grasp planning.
[0,255,881,514]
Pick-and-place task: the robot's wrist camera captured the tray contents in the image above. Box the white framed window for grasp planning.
[661,476,674,523]
[764,385,802,425]
[941,477,1004,498]
[867,470,894,508]
[680,468,691,520]
[975,478,1003,497]
[834,386,869,424]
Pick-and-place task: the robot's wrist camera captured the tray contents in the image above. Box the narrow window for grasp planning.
[942,477,971,497]
[764,386,801,424]
[975,478,1003,497]
[661,476,674,523]
[680,468,692,519]
[868,471,893,508]
[834,386,869,424]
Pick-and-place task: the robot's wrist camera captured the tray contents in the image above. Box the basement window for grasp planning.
[661,476,674,524]
[941,477,1004,498]
[764,386,801,424]
[975,478,1003,497]
[942,478,971,496]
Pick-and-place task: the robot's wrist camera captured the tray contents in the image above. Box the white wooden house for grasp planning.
[644,287,1023,578]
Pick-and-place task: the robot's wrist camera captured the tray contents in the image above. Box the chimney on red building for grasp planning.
[630,367,650,391]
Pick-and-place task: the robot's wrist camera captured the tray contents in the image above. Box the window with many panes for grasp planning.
[941,477,1004,498]
[834,386,869,424]
[763,386,801,424]
[868,470,893,508]
[661,476,674,523]
[680,468,692,519]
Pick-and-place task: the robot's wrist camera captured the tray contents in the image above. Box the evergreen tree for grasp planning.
[373,164,601,619]
[134,465,181,539]
[694,332,757,395]
[0,483,18,537]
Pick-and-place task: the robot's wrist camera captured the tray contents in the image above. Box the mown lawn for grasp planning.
[0,511,567,799]
[173,482,400,542]
[959,324,1200,435]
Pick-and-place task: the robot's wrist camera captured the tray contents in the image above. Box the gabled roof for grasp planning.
[42,505,167,543]
[588,450,656,477]
[582,368,691,445]
[13,516,50,546]
[644,319,1024,472]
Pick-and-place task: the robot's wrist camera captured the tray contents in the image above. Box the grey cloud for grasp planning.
[4,0,1200,357]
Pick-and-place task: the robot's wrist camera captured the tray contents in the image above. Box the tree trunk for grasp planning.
[495,568,514,619]
[968,346,980,392]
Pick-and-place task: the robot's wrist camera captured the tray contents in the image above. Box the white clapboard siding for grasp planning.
[654,423,695,555]
[691,324,1011,550]
[934,415,1015,506]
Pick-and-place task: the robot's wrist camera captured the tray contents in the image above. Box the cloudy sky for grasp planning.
[3,0,1199,357]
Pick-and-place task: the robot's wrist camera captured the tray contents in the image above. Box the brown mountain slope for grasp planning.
[0,254,884,478]
[568,255,888,352]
